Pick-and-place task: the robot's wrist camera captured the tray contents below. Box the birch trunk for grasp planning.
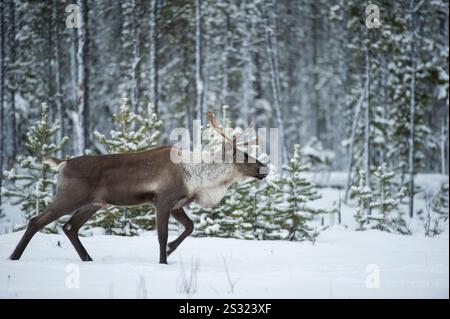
[344,85,366,202]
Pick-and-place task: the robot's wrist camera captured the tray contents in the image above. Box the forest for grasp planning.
[0,0,448,238]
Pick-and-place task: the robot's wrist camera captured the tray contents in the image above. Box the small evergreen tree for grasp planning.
[369,163,410,234]
[1,103,68,233]
[421,182,449,237]
[370,163,405,216]
[352,163,411,234]
[431,182,449,221]
[271,144,325,242]
[87,97,162,235]
[254,175,287,240]
[350,170,372,231]
[225,178,258,240]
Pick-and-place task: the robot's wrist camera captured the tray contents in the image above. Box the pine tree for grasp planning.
[224,178,258,240]
[191,178,270,240]
[369,162,410,234]
[352,163,411,235]
[1,103,68,232]
[271,144,325,242]
[350,170,372,231]
[431,182,449,221]
[370,163,404,217]
[189,189,241,238]
[254,175,287,240]
[421,182,449,237]
[87,97,162,236]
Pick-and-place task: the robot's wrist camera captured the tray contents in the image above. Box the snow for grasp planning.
[0,201,24,235]
[304,172,448,194]
[0,175,448,298]
[0,226,447,299]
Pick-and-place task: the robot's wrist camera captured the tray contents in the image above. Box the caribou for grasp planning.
[9,112,269,264]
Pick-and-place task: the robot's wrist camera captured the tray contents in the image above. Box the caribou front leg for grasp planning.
[167,208,194,256]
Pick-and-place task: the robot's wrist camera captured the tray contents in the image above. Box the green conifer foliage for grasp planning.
[2,103,68,233]
[87,98,162,235]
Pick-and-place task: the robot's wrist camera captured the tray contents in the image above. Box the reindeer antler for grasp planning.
[206,111,234,143]
[206,111,259,147]
[234,122,254,141]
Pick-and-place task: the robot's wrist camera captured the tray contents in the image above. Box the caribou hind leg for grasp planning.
[63,203,101,261]
[9,194,88,260]
[167,208,194,256]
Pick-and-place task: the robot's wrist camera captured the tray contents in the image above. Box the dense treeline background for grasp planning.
[0,1,448,218]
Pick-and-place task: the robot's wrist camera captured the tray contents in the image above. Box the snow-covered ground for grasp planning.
[0,173,448,299]
[0,226,448,298]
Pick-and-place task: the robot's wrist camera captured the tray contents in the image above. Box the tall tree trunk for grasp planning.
[76,0,90,155]
[149,0,158,113]
[53,0,64,157]
[310,1,319,139]
[441,119,447,175]
[183,28,192,135]
[7,0,16,166]
[344,85,366,202]
[262,0,287,165]
[195,0,203,122]
[408,0,417,218]
[0,0,5,213]
[221,13,230,106]
[130,0,141,114]
[364,43,371,215]
[70,27,78,103]
[240,0,254,126]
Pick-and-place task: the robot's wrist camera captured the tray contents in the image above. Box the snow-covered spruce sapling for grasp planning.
[369,163,410,235]
[254,174,288,240]
[431,182,449,222]
[351,164,411,234]
[87,98,162,235]
[272,144,326,242]
[421,182,449,237]
[1,103,68,233]
[350,170,372,231]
